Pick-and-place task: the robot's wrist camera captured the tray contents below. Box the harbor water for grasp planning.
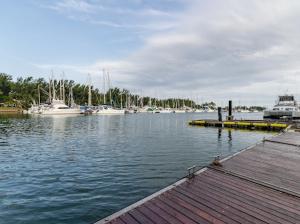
[0,112,273,224]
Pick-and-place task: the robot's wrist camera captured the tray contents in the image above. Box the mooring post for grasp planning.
[218,107,222,122]
[228,100,233,121]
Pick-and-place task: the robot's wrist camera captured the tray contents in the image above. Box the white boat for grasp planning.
[28,104,41,114]
[39,100,81,115]
[95,105,125,115]
[194,109,204,113]
[237,109,250,113]
[263,95,298,119]
[29,77,81,115]
[173,109,186,113]
[159,108,174,113]
[203,106,215,112]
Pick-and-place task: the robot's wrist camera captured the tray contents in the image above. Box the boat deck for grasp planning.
[96,131,300,224]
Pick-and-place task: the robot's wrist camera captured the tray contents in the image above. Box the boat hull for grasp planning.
[39,109,82,115]
[96,109,125,115]
[292,111,300,119]
[263,110,293,119]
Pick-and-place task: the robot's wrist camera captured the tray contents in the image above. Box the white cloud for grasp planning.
[47,0,98,13]
[35,0,300,106]
[42,0,179,30]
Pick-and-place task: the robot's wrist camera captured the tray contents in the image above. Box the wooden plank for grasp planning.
[203,169,300,209]
[145,201,183,224]
[222,155,300,183]
[219,162,300,193]
[172,187,249,224]
[154,197,198,224]
[157,195,211,224]
[192,176,300,223]
[109,218,126,224]
[184,183,273,223]
[198,173,300,219]
[165,191,227,224]
[119,214,140,224]
[129,209,154,224]
[137,205,170,224]
[176,184,265,224]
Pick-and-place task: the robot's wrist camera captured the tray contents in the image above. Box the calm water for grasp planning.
[0,112,273,224]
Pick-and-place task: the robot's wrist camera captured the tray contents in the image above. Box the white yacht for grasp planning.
[263,95,298,119]
[95,105,125,115]
[39,100,81,115]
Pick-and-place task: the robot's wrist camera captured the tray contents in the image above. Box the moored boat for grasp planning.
[95,105,125,115]
[263,95,298,119]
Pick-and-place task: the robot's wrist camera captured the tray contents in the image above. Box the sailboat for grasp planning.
[37,76,81,115]
[95,69,125,115]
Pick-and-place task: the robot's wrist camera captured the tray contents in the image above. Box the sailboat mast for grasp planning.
[59,80,62,101]
[88,73,92,106]
[48,78,52,103]
[103,69,106,104]
[62,72,65,103]
[120,92,123,109]
[38,84,40,105]
[52,77,56,100]
[107,71,112,106]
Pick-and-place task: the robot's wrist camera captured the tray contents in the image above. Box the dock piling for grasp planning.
[217,107,222,122]
[228,100,233,120]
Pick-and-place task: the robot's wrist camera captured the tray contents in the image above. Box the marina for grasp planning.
[2,1,300,224]
[97,127,300,224]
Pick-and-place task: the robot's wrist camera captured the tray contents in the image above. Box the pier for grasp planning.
[189,119,289,131]
[96,129,300,224]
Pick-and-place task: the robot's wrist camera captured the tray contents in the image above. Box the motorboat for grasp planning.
[263,95,298,119]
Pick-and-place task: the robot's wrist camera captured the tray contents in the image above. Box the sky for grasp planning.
[1,0,300,107]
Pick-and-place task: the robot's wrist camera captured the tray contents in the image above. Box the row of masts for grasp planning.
[37,70,201,109]
[37,73,74,107]
[87,69,113,107]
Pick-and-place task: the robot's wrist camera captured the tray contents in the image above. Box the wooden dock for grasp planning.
[96,130,300,224]
[189,119,289,131]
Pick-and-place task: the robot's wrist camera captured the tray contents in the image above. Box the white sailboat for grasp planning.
[95,69,125,115]
[33,75,81,115]
[39,99,81,115]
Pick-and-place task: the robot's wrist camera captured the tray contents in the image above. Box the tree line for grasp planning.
[0,73,265,111]
[0,73,203,110]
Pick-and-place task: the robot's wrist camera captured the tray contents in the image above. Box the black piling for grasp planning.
[218,107,222,122]
[228,100,233,121]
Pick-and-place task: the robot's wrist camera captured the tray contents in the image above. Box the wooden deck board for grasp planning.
[221,133,300,194]
[97,132,300,224]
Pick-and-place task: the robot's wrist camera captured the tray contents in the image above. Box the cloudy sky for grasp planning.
[1,0,300,106]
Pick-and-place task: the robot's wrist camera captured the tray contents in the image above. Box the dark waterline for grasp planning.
[0,113,274,224]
